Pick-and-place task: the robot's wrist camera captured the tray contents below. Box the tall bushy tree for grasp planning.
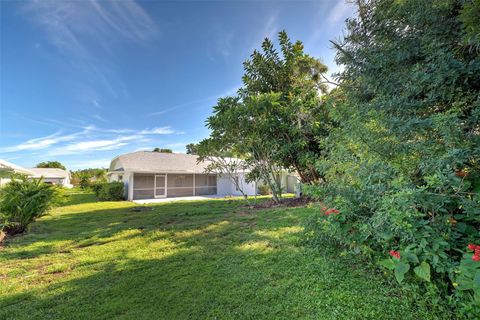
[185,143,199,155]
[201,31,333,202]
[240,31,332,184]
[36,161,66,170]
[305,0,480,313]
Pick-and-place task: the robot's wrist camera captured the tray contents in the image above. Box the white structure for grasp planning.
[28,168,73,188]
[0,159,35,186]
[108,151,298,201]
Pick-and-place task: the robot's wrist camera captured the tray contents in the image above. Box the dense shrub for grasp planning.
[304,0,480,316]
[257,185,271,196]
[0,175,63,235]
[93,182,124,201]
[90,182,104,196]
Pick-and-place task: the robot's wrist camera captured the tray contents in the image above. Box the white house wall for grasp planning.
[217,173,256,196]
[217,175,233,195]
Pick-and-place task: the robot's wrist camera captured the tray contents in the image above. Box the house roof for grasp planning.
[28,168,70,179]
[0,159,35,176]
[110,151,213,174]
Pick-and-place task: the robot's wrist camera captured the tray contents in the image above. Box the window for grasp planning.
[118,175,123,181]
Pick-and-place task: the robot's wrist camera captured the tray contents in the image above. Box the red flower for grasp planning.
[468,244,477,251]
[472,254,480,262]
[324,208,340,216]
[455,170,468,178]
[389,250,401,259]
[321,206,328,212]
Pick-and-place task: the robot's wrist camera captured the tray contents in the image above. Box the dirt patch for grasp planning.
[0,231,6,248]
[131,206,154,212]
[252,197,312,209]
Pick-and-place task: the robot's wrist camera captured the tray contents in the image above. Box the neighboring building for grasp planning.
[28,168,73,188]
[107,151,298,201]
[0,159,34,186]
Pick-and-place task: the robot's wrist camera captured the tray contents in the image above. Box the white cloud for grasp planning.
[1,131,80,152]
[327,1,354,25]
[21,0,158,100]
[63,136,138,152]
[1,124,181,157]
[148,85,240,117]
[139,127,175,135]
[68,158,112,169]
[165,142,187,149]
[23,0,158,56]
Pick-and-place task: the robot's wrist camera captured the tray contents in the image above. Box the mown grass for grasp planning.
[0,190,434,319]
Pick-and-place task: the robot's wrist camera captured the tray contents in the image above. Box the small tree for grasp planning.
[36,161,66,170]
[0,175,63,235]
[186,143,199,155]
[153,148,173,153]
[197,138,252,200]
[204,94,285,202]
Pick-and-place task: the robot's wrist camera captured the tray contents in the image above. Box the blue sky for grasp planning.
[0,0,354,170]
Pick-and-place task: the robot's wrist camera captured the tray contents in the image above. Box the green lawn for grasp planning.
[1,191,433,319]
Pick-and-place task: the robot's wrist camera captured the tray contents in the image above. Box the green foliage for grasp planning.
[460,0,480,51]
[91,182,124,201]
[78,173,91,189]
[257,184,271,196]
[239,31,333,184]
[185,143,199,155]
[455,251,480,314]
[71,168,107,188]
[200,31,333,203]
[0,193,434,319]
[304,0,480,315]
[0,175,62,235]
[90,181,104,195]
[152,148,172,153]
[35,161,66,170]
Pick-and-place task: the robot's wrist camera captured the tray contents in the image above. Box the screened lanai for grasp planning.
[132,173,217,200]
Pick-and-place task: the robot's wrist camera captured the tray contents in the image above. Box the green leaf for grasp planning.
[413,262,431,282]
[474,270,480,290]
[405,253,419,264]
[394,262,410,283]
[379,258,395,270]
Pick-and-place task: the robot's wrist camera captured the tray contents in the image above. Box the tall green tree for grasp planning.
[239,31,333,184]
[35,161,66,170]
[203,94,286,202]
[185,143,199,155]
[201,31,333,201]
[305,0,480,313]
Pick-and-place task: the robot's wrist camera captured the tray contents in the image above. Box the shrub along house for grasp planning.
[107,151,298,201]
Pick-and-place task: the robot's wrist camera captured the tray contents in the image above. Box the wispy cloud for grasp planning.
[68,158,112,169]
[1,131,82,152]
[327,1,354,25]
[307,1,355,48]
[23,0,158,56]
[1,125,181,156]
[21,0,158,101]
[139,127,175,135]
[147,85,240,117]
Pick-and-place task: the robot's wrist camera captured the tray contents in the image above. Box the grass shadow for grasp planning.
[0,196,435,319]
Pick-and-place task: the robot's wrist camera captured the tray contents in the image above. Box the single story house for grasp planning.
[107,151,298,201]
[0,159,35,186]
[28,168,73,188]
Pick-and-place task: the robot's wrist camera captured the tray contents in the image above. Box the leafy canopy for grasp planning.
[35,161,66,170]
